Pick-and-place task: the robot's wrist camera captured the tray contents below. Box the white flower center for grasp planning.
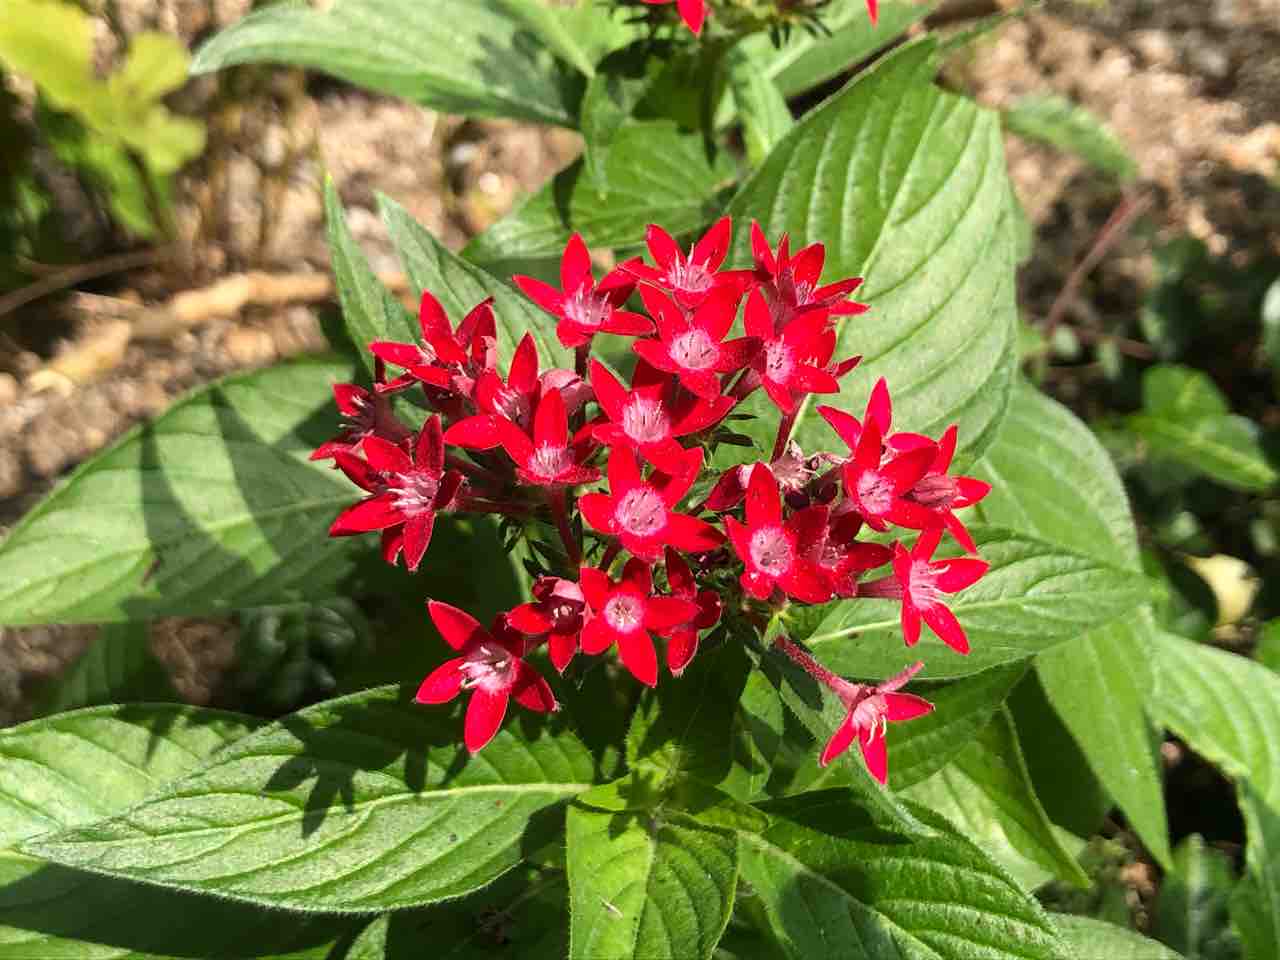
[907,560,941,610]
[667,257,714,296]
[459,642,514,692]
[615,486,667,537]
[749,526,793,576]
[604,594,644,633]
[387,470,438,516]
[562,287,610,330]
[669,328,719,371]
[856,471,894,516]
[911,474,957,509]
[492,386,531,429]
[764,340,795,382]
[621,396,670,444]
[527,443,571,480]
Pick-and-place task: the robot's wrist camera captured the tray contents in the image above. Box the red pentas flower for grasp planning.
[750,222,869,329]
[659,547,722,675]
[640,0,706,35]
[838,417,938,532]
[508,575,589,673]
[500,389,601,488]
[725,464,833,604]
[581,445,723,562]
[622,218,751,310]
[861,528,989,653]
[819,660,933,783]
[590,360,733,474]
[805,512,893,599]
[310,359,412,461]
[741,288,856,415]
[893,425,992,555]
[372,291,495,397]
[416,601,557,752]
[631,286,757,400]
[515,234,651,350]
[329,417,462,572]
[579,559,700,686]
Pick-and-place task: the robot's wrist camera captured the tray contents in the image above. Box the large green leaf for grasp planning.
[463,121,734,268]
[379,195,572,372]
[808,526,1151,678]
[724,46,793,168]
[326,179,417,377]
[1128,365,1277,492]
[190,0,581,126]
[566,794,738,960]
[725,38,1019,464]
[1151,631,1280,960]
[972,381,1172,867]
[1054,915,1184,960]
[738,793,1065,960]
[732,0,938,101]
[493,0,635,78]
[0,705,353,960]
[903,707,1089,891]
[0,358,371,625]
[21,686,595,913]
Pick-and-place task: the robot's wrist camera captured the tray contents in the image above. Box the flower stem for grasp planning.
[457,497,531,518]
[548,487,581,567]
[771,634,846,691]
[599,539,621,573]
[771,408,799,461]
[574,344,589,379]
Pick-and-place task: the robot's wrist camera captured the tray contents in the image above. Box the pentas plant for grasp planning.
[317,219,992,783]
[637,0,881,36]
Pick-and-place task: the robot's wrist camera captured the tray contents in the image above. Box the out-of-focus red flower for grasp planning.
[311,359,412,461]
[416,601,557,752]
[640,0,706,35]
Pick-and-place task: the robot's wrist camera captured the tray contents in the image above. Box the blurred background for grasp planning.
[0,0,1277,939]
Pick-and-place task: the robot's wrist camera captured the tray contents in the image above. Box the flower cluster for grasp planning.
[640,0,880,37]
[315,218,991,785]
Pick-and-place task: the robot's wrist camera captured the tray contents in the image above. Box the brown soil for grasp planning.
[2,0,1278,718]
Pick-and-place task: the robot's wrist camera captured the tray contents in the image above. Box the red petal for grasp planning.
[780,564,834,604]
[944,512,979,555]
[912,527,943,561]
[790,243,825,288]
[859,731,888,785]
[725,516,753,567]
[363,435,413,474]
[901,599,922,647]
[675,0,705,35]
[654,447,703,507]
[955,477,992,506]
[632,338,678,375]
[693,216,732,272]
[678,370,723,401]
[428,600,488,652]
[642,439,692,477]
[416,415,444,474]
[561,233,594,293]
[533,388,568,448]
[750,221,776,274]
[716,337,759,373]
[549,632,578,673]
[866,378,892,434]
[514,275,566,317]
[556,319,591,349]
[370,340,427,369]
[603,310,654,337]
[589,360,628,423]
[665,513,726,553]
[790,364,840,395]
[510,660,558,713]
[762,377,796,414]
[787,504,830,552]
[645,223,682,271]
[921,603,969,654]
[866,0,879,24]
[743,288,774,339]
[885,499,939,530]
[403,513,435,572]
[819,405,862,452]
[934,557,989,593]
[330,496,403,535]
[820,717,857,767]
[645,596,700,631]
[508,602,552,635]
[693,285,738,341]
[333,451,380,492]
[621,557,653,595]
[608,444,643,496]
[617,629,658,686]
[579,493,617,537]
[444,414,506,451]
[884,692,934,722]
[666,629,699,676]
[740,569,775,601]
[415,658,465,703]
[578,566,612,611]
[581,617,618,655]
[508,333,539,394]
[332,382,371,416]
[664,547,695,598]
[746,462,782,527]
[381,526,404,565]
[464,688,509,752]
[883,447,937,495]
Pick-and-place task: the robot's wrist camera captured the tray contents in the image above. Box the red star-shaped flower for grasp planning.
[621,218,752,310]
[640,0,706,35]
[310,359,412,461]
[515,234,651,349]
[891,425,992,555]
[508,575,589,673]
[579,444,723,562]
[742,288,852,415]
[631,286,757,400]
[657,547,723,676]
[329,416,463,572]
[590,359,733,474]
[839,416,938,532]
[750,221,869,330]
[501,389,601,488]
[416,602,558,752]
[725,464,834,604]
[579,559,700,686]
[805,512,893,599]
[819,660,933,783]
[371,291,495,397]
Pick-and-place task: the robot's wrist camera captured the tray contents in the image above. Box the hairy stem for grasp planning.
[548,487,581,567]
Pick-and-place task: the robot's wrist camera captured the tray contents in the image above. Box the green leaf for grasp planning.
[21,686,596,913]
[0,704,259,847]
[1129,365,1277,492]
[725,46,793,168]
[31,623,176,717]
[1054,915,1184,960]
[566,799,737,960]
[577,42,666,190]
[0,705,353,960]
[903,707,1089,891]
[1002,94,1138,181]
[325,179,416,378]
[1035,616,1173,869]
[725,38,1018,465]
[463,121,733,268]
[0,0,98,115]
[1150,631,1280,959]
[971,380,1172,866]
[738,793,1065,960]
[732,0,938,102]
[379,194,573,372]
[1155,834,1241,960]
[808,526,1152,678]
[0,357,374,625]
[110,32,190,103]
[190,0,582,127]
[493,0,635,78]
